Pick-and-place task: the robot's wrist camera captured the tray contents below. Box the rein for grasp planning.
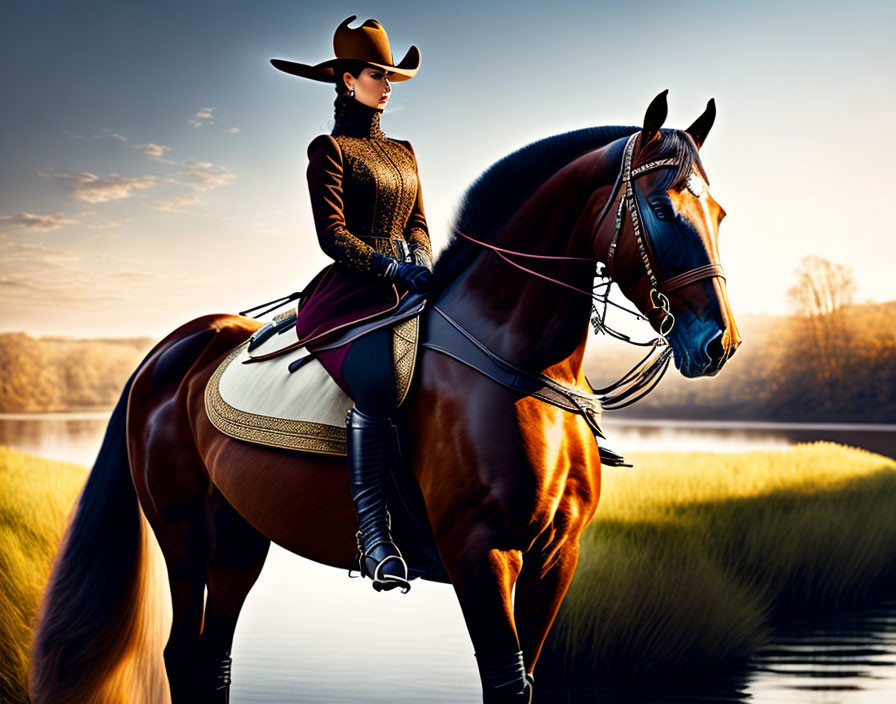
[453,130,726,410]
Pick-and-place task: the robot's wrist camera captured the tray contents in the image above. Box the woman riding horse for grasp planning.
[272,16,433,592]
[30,74,740,702]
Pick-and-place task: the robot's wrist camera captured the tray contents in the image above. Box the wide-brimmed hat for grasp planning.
[271,16,419,83]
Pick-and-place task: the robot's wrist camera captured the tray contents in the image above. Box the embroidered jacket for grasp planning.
[306,99,431,276]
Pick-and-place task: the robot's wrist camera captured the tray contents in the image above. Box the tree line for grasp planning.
[0,334,154,412]
[1,259,892,421]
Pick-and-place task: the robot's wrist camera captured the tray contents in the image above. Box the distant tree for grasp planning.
[787,256,856,318]
[786,256,857,388]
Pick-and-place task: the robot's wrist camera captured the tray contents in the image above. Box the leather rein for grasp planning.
[453,130,726,410]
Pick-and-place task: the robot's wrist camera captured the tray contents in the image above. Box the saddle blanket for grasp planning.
[205,314,419,456]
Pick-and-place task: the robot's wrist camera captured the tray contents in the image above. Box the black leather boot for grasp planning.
[346,407,411,593]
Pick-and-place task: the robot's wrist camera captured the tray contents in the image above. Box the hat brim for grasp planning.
[271,45,420,83]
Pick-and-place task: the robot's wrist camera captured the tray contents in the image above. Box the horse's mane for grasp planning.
[432,125,705,292]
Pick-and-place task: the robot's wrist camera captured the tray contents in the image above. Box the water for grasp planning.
[542,599,896,704]
[3,413,895,703]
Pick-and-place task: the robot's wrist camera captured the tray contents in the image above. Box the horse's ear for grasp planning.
[685,98,716,149]
[641,89,668,147]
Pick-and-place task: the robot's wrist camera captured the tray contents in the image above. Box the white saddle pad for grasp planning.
[204,315,419,456]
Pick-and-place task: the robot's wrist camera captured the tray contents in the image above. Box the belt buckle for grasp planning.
[396,240,412,262]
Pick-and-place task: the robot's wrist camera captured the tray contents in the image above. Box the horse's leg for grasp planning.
[439,533,531,704]
[132,397,214,702]
[513,542,580,677]
[197,491,271,704]
[159,511,211,703]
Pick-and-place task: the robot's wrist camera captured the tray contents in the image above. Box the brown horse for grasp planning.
[30,91,740,704]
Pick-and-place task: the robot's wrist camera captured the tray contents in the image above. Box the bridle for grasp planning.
[455,130,727,409]
[595,131,725,336]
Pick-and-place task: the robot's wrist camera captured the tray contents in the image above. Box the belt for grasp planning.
[359,235,412,262]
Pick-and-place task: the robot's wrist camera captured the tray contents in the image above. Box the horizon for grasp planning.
[4,298,893,343]
[2,0,894,338]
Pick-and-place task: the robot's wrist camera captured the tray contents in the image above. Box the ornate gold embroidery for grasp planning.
[205,342,348,456]
[334,135,419,273]
[392,314,420,407]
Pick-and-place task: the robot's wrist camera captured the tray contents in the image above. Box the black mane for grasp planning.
[431,125,638,291]
[431,125,706,292]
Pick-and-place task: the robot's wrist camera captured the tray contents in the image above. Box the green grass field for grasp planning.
[543,442,896,679]
[0,447,87,704]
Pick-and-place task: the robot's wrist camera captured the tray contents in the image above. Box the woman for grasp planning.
[271,16,433,594]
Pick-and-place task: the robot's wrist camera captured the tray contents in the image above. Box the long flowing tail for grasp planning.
[29,370,171,704]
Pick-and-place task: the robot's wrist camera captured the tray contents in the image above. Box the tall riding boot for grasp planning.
[345,407,411,593]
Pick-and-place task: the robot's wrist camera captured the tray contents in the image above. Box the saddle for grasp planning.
[206,293,449,582]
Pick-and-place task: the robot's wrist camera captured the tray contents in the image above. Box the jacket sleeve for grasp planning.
[306,134,385,276]
[399,140,433,265]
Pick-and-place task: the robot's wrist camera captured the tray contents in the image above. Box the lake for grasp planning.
[3,413,895,703]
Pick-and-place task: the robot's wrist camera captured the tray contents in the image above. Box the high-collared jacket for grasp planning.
[295,100,432,347]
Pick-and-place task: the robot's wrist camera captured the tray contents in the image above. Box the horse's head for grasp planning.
[595,91,741,378]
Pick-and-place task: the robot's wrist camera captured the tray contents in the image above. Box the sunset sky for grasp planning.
[1,0,893,339]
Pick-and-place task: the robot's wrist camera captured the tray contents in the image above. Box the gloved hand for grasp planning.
[371,251,432,293]
[384,259,432,293]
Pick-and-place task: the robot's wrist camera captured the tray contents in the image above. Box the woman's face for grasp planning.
[343,67,392,110]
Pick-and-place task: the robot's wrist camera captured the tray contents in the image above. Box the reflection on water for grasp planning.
[0,412,110,466]
[229,546,482,704]
[540,597,896,704]
[750,600,896,704]
[3,413,896,703]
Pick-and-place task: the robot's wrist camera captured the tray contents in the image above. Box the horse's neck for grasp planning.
[438,147,620,374]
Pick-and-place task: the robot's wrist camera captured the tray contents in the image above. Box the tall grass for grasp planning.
[543,442,896,679]
[0,447,86,704]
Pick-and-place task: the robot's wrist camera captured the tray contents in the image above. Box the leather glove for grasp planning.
[386,260,432,293]
[372,252,431,293]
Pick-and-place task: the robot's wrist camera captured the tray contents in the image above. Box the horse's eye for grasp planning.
[651,202,675,221]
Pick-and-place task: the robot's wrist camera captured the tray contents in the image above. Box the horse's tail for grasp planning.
[29,368,171,704]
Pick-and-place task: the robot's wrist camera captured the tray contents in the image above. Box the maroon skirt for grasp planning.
[295,264,402,396]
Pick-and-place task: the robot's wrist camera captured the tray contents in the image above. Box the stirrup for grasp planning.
[353,537,411,594]
[367,546,411,594]
[350,513,411,594]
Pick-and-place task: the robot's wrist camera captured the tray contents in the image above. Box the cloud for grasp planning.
[134,142,172,158]
[156,193,200,212]
[86,218,128,230]
[226,127,240,134]
[46,170,157,203]
[189,106,216,127]
[102,128,128,142]
[0,240,82,268]
[0,211,77,232]
[183,161,235,191]
[0,272,126,304]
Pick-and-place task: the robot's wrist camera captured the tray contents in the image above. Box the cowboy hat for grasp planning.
[271,16,420,83]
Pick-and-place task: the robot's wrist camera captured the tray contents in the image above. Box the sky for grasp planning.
[1,0,894,339]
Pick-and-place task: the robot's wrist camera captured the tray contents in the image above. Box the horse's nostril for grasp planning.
[705,332,725,362]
